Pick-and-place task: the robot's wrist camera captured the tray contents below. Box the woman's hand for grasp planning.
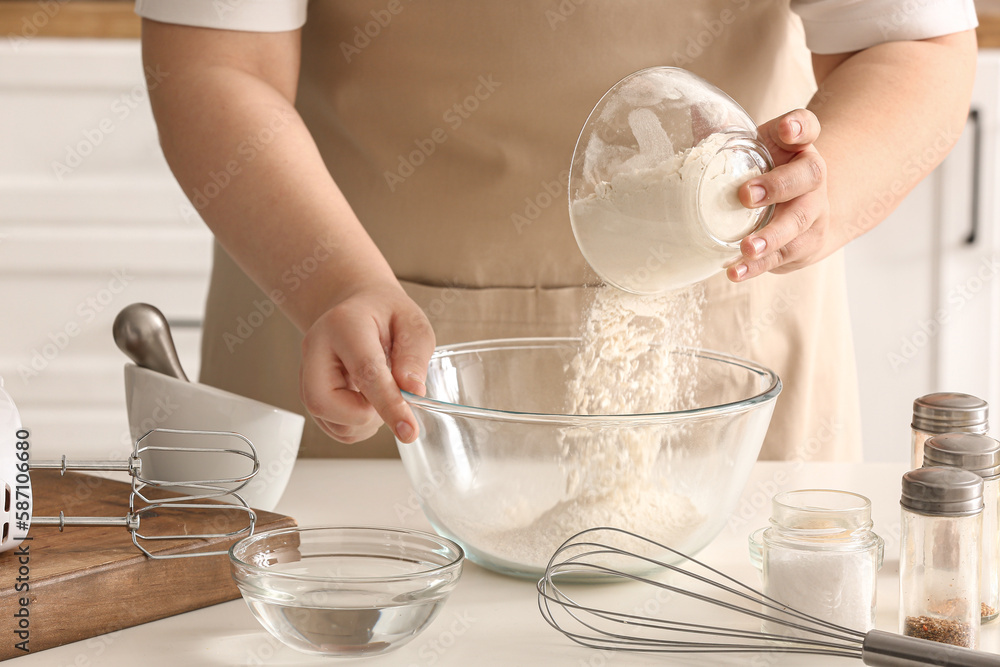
[728,109,830,281]
[299,282,435,445]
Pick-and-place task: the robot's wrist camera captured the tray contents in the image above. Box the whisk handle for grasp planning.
[862,629,1000,666]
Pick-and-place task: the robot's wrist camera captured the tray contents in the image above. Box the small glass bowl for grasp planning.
[229,526,464,658]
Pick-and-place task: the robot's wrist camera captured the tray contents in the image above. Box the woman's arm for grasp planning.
[142,20,433,444]
[730,30,978,280]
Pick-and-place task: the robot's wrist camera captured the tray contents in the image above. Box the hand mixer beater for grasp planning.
[0,380,260,559]
[537,527,1000,667]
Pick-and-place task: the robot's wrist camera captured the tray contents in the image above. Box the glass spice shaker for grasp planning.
[923,433,1000,623]
[748,489,883,636]
[900,466,983,648]
[911,392,989,470]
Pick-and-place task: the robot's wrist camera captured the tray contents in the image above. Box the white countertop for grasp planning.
[15,460,1000,665]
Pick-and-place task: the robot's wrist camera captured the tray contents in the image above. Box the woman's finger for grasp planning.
[739,147,826,208]
[741,188,822,260]
[728,228,817,280]
[313,416,381,445]
[729,190,827,280]
[330,315,419,443]
[299,331,380,428]
[389,309,435,397]
[758,108,821,153]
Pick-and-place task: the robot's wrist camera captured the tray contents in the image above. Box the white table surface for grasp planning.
[15,460,1000,666]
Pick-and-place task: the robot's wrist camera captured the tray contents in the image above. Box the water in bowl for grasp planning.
[244,592,443,656]
[243,554,449,657]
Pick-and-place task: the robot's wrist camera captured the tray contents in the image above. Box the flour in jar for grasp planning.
[464,286,708,568]
[571,126,764,294]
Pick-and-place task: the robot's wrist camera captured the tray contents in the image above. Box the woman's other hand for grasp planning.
[729,108,829,281]
[299,282,434,445]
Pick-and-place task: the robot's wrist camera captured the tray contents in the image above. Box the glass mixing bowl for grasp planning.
[569,67,774,294]
[398,338,781,578]
[229,526,464,657]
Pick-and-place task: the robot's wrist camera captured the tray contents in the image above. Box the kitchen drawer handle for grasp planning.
[168,318,203,329]
[966,107,982,245]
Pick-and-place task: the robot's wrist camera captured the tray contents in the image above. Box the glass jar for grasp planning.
[911,392,988,470]
[900,467,983,648]
[748,489,883,636]
[923,433,1000,623]
[568,67,775,295]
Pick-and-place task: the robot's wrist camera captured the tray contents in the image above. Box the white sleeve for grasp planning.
[134,0,308,33]
[791,0,978,54]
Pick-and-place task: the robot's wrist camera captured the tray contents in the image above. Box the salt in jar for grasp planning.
[749,489,883,636]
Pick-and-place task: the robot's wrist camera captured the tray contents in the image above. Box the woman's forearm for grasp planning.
[143,22,396,332]
[809,30,978,252]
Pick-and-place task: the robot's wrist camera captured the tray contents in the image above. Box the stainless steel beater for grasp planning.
[537,527,1000,667]
[4,427,260,559]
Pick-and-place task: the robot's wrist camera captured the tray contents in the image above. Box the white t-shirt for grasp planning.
[134,0,978,53]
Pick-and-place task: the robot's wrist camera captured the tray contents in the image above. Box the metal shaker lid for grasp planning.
[924,433,1000,480]
[912,393,989,433]
[901,467,984,516]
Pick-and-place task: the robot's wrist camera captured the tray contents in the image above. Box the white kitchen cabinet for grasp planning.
[845,51,1000,462]
[0,39,213,460]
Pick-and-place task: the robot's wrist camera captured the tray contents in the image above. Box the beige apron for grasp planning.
[199,0,863,462]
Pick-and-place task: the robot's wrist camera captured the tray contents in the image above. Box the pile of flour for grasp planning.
[567,286,703,416]
[561,286,705,498]
[466,286,708,569]
[462,113,758,568]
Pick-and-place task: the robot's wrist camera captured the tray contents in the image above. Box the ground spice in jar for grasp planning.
[984,602,997,619]
[903,615,975,648]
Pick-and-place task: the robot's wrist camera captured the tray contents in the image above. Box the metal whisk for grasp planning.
[14,428,259,559]
[537,527,1000,667]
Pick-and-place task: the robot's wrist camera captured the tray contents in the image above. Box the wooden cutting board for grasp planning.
[0,469,296,660]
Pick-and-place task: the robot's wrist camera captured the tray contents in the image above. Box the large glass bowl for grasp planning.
[398,337,781,578]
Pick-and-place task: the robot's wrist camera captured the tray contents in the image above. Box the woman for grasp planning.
[136,1,978,460]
